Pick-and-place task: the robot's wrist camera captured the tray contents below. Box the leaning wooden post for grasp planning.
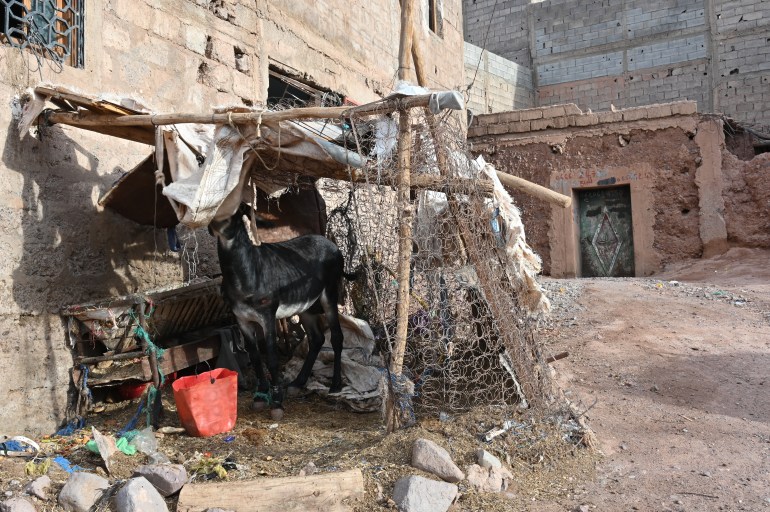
[386,0,415,433]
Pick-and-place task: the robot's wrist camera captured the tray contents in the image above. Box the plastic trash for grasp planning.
[129,427,158,454]
[172,368,238,437]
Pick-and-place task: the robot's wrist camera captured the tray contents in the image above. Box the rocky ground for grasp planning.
[0,247,768,511]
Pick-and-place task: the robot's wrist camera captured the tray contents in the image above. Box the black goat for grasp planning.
[209,205,353,419]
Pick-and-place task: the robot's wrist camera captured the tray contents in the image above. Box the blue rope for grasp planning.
[116,398,146,439]
[253,389,272,405]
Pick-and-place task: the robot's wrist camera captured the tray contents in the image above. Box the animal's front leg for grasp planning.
[237,318,270,411]
[261,317,285,420]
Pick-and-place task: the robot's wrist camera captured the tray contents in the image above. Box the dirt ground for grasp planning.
[534,246,770,512]
[1,247,769,511]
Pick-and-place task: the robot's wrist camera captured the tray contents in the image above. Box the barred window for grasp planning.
[1,0,83,68]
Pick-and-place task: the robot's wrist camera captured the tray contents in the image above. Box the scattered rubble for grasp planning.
[58,472,110,512]
[0,496,37,512]
[392,475,458,512]
[22,476,50,500]
[133,464,187,497]
[113,477,168,512]
[411,438,464,483]
[465,463,513,493]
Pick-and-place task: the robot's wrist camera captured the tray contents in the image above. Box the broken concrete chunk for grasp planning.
[476,449,502,469]
[411,438,464,483]
[113,477,168,512]
[0,496,37,512]
[392,475,458,512]
[58,472,110,512]
[298,462,317,477]
[466,464,514,493]
[133,464,187,497]
[23,475,51,500]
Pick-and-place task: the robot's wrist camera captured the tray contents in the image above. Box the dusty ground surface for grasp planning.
[534,247,770,512]
[1,247,769,511]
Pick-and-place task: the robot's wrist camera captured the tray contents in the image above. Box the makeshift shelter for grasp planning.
[19,82,574,433]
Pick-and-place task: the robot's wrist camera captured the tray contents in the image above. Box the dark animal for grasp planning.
[209,204,353,419]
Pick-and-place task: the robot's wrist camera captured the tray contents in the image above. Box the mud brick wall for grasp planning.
[462,0,770,129]
[0,0,465,434]
[469,101,724,276]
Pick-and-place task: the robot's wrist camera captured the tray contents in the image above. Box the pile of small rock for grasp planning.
[392,438,514,512]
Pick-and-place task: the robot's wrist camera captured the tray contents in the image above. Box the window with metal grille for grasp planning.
[0,0,83,68]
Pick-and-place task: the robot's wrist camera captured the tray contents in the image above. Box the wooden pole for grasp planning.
[386,0,415,433]
[44,93,439,128]
[496,171,572,208]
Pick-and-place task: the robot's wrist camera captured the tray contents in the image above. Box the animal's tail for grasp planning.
[343,270,358,281]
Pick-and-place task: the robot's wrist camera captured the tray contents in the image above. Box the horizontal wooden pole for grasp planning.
[495,170,572,208]
[44,94,437,128]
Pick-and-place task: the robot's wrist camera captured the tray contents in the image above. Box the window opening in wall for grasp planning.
[0,0,84,68]
[267,67,343,109]
[428,0,443,36]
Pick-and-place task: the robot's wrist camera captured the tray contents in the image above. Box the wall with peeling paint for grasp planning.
[0,0,465,434]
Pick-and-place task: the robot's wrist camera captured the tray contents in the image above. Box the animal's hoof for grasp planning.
[329,384,343,395]
[270,407,285,421]
[251,400,268,411]
[286,385,303,398]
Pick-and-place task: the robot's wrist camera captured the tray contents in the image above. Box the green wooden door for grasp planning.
[577,186,635,277]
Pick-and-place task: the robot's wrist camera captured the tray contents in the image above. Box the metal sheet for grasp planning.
[577,186,635,277]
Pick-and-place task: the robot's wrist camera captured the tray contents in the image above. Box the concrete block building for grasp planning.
[463,0,770,130]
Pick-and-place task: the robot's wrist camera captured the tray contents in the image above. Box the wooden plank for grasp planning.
[141,335,220,380]
[176,469,365,512]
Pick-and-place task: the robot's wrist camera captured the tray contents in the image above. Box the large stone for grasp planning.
[0,497,37,512]
[23,475,51,500]
[411,439,464,483]
[392,475,457,512]
[465,464,514,493]
[133,464,187,497]
[113,477,168,512]
[476,449,502,469]
[58,473,110,512]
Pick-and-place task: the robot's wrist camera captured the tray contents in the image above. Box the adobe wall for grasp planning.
[0,0,465,434]
[463,0,770,129]
[468,101,769,277]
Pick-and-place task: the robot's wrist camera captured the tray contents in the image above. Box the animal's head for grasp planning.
[208,203,250,241]
[208,203,273,246]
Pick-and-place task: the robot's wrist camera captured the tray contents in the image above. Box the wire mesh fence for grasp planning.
[317,105,556,418]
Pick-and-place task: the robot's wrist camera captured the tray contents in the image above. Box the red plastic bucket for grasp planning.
[172,368,238,437]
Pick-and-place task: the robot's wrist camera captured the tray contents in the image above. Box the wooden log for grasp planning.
[495,171,572,208]
[44,93,439,129]
[176,469,365,512]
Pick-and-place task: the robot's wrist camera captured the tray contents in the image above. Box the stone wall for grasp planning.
[0,0,465,434]
[462,0,770,129]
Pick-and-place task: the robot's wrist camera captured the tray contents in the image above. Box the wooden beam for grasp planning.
[495,171,572,208]
[176,469,365,512]
[141,335,220,380]
[44,93,440,129]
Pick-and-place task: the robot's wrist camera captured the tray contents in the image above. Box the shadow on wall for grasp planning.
[1,122,170,427]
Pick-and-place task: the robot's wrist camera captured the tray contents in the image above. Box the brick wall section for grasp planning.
[463,0,532,67]
[463,0,770,128]
[465,43,535,114]
[468,101,697,138]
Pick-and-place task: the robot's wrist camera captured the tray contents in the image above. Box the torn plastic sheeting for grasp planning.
[161,118,366,228]
[391,81,464,114]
